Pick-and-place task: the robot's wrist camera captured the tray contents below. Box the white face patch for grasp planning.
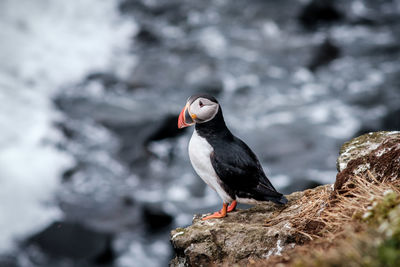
[189,97,219,123]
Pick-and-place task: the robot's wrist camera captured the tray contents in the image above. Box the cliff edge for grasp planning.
[170,131,400,266]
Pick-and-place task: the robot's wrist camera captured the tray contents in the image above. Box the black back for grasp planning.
[195,106,287,204]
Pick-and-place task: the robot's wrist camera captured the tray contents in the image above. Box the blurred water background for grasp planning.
[0,0,399,266]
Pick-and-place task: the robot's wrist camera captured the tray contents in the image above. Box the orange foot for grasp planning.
[202,201,237,220]
[202,203,228,220]
[227,200,237,212]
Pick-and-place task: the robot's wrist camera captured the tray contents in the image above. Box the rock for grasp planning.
[93,239,115,265]
[143,206,174,232]
[122,195,135,207]
[84,72,148,92]
[336,131,400,172]
[308,38,340,71]
[61,164,81,182]
[119,0,186,24]
[104,113,186,170]
[283,179,322,194]
[336,132,393,172]
[0,255,17,267]
[100,120,154,167]
[136,27,161,44]
[335,131,400,191]
[54,121,76,140]
[170,131,400,266]
[145,114,188,144]
[170,186,329,266]
[298,0,343,30]
[382,108,400,131]
[27,221,113,263]
[118,0,147,14]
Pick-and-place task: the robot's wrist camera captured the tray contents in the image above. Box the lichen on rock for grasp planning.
[336,131,400,172]
[335,131,400,191]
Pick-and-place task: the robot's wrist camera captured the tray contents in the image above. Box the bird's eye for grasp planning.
[199,101,204,108]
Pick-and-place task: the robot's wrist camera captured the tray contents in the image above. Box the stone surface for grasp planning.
[143,206,174,231]
[28,221,113,262]
[170,186,330,266]
[335,131,400,191]
[298,0,343,29]
[336,131,400,172]
[307,38,340,72]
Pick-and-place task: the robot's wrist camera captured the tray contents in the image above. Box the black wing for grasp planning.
[210,136,284,203]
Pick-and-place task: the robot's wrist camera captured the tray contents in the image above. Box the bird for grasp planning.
[177,94,288,220]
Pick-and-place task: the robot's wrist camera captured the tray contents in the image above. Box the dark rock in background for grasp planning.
[101,118,171,169]
[93,239,115,265]
[54,121,77,140]
[143,206,174,232]
[121,195,135,207]
[284,179,323,193]
[355,108,400,137]
[382,109,400,131]
[136,27,161,45]
[120,0,186,24]
[298,0,344,30]
[145,114,187,145]
[102,120,154,165]
[0,255,18,267]
[308,38,341,71]
[27,222,113,263]
[61,164,81,183]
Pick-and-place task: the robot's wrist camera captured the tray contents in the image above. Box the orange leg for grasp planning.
[227,200,237,212]
[202,203,228,220]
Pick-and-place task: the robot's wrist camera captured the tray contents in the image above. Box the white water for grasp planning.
[0,0,136,252]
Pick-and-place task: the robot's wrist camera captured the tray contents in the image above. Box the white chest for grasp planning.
[188,130,232,203]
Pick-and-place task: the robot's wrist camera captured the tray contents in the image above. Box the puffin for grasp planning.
[178,94,288,220]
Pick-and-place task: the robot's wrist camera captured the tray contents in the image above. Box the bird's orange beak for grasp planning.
[178,103,194,128]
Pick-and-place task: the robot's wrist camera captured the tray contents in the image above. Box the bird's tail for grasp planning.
[256,183,288,205]
[278,195,288,205]
[270,194,288,205]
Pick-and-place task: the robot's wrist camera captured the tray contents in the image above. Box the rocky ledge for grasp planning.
[170,131,400,266]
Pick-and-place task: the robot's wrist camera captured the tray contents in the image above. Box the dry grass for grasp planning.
[319,171,399,236]
[256,171,400,266]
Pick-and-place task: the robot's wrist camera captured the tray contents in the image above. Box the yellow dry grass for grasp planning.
[256,171,400,266]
